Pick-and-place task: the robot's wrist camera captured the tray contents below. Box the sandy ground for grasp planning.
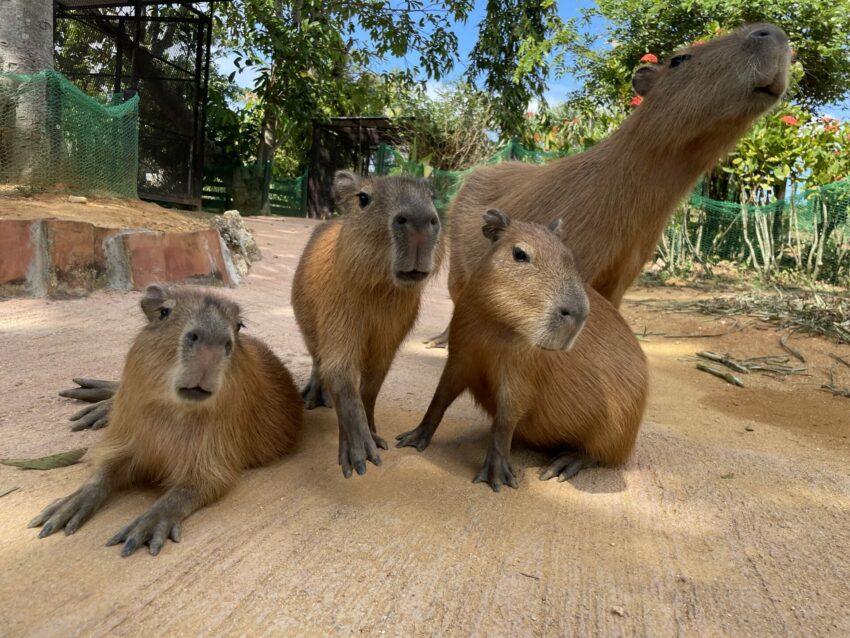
[0,193,211,232]
[1,217,848,637]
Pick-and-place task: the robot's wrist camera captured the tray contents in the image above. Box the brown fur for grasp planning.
[29,285,302,555]
[447,23,790,309]
[292,171,442,477]
[397,214,647,490]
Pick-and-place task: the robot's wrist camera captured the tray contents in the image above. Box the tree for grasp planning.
[214,0,470,213]
[467,0,574,140]
[0,0,53,73]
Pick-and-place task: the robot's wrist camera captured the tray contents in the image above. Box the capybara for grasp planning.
[425,23,791,347]
[292,171,442,477]
[29,285,302,556]
[398,211,647,491]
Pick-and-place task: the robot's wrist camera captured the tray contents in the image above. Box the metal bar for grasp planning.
[114,17,124,93]
[57,11,202,24]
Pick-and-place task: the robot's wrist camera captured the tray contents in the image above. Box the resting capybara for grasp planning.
[425,23,791,347]
[292,171,442,477]
[398,211,648,491]
[29,285,302,556]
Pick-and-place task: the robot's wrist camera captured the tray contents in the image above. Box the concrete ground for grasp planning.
[1,217,848,637]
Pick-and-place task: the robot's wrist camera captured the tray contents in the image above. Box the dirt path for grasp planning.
[1,217,848,637]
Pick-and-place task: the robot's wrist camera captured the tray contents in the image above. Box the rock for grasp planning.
[68,196,88,204]
[212,210,262,282]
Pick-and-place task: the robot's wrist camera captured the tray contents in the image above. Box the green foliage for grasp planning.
[387,82,496,171]
[468,0,576,139]
[212,0,470,175]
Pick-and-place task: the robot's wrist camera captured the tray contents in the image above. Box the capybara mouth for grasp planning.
[753,73,785,98]
[395,270,430,283]
[177,386,213,402]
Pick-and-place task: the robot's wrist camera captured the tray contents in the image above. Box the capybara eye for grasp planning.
[395,215,407,225]
[358,192,371,207]
[159,307,171,320]
[670,54,692,68]
[512,246,530,263]
[236,321,244,333]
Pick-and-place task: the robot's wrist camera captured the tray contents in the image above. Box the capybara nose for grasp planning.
[746,24,786,44]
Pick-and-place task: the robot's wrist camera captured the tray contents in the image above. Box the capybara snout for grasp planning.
[390,195,441,285]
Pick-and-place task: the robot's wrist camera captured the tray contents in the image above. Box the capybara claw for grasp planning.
[395,427,432,451]
[539,452,597,483]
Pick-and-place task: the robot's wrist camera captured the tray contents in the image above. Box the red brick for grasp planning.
[124,231,166,289]
[0,220,35,286]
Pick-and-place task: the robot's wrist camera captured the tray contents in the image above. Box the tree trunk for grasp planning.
[0,0,53,73]
[0,1,54,185]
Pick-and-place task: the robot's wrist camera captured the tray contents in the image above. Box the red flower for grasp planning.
[825,124,839,134]
[639,53,658,64]
[692,39,707,47]
[525,111,534,118]
[629,95,643,107]
[533,133,541,142]
[780,115,799,126]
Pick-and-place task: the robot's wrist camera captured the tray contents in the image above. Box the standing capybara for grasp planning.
[292,171,442,478]
[29,285,302,556]
[398,211,647,491]
[425,23,791,347]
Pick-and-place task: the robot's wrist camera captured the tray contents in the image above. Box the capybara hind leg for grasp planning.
[302,364,331,409]
[538,451,598,482]
[423,326,449,349]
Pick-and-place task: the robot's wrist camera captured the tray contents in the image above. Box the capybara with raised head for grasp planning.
[425,23,791,347]
[29,285,302,556]
[292,171,442,478]
[398,211,648,491]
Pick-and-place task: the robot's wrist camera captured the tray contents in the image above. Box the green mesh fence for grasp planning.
[0,70,139,198]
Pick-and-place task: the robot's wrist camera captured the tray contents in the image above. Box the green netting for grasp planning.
[662,179,850,283]
[0,70,139,198]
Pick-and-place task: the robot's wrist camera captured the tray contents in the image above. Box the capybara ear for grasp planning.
[548,218,563,237]
[332,170,360,200]
[482,209,510,242]
[632,64,661,97]
[141,284,169,321]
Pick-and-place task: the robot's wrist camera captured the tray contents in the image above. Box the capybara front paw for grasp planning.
[473,452,519,492]
[301,379,332,409]
[59,378,119,403]
[29,486,101,537]
[394,425,433,452]
[69,397,113,431]
[538,452,598,482]
[338,428,382,478]
[106,508,183,557]
[422,329,448,349]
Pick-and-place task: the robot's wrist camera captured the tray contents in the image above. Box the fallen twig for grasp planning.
[829,353,850,369]
[696,363,744,387]
[779,334,806,363]
[697,351,750,374]
[0,486,20,498]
